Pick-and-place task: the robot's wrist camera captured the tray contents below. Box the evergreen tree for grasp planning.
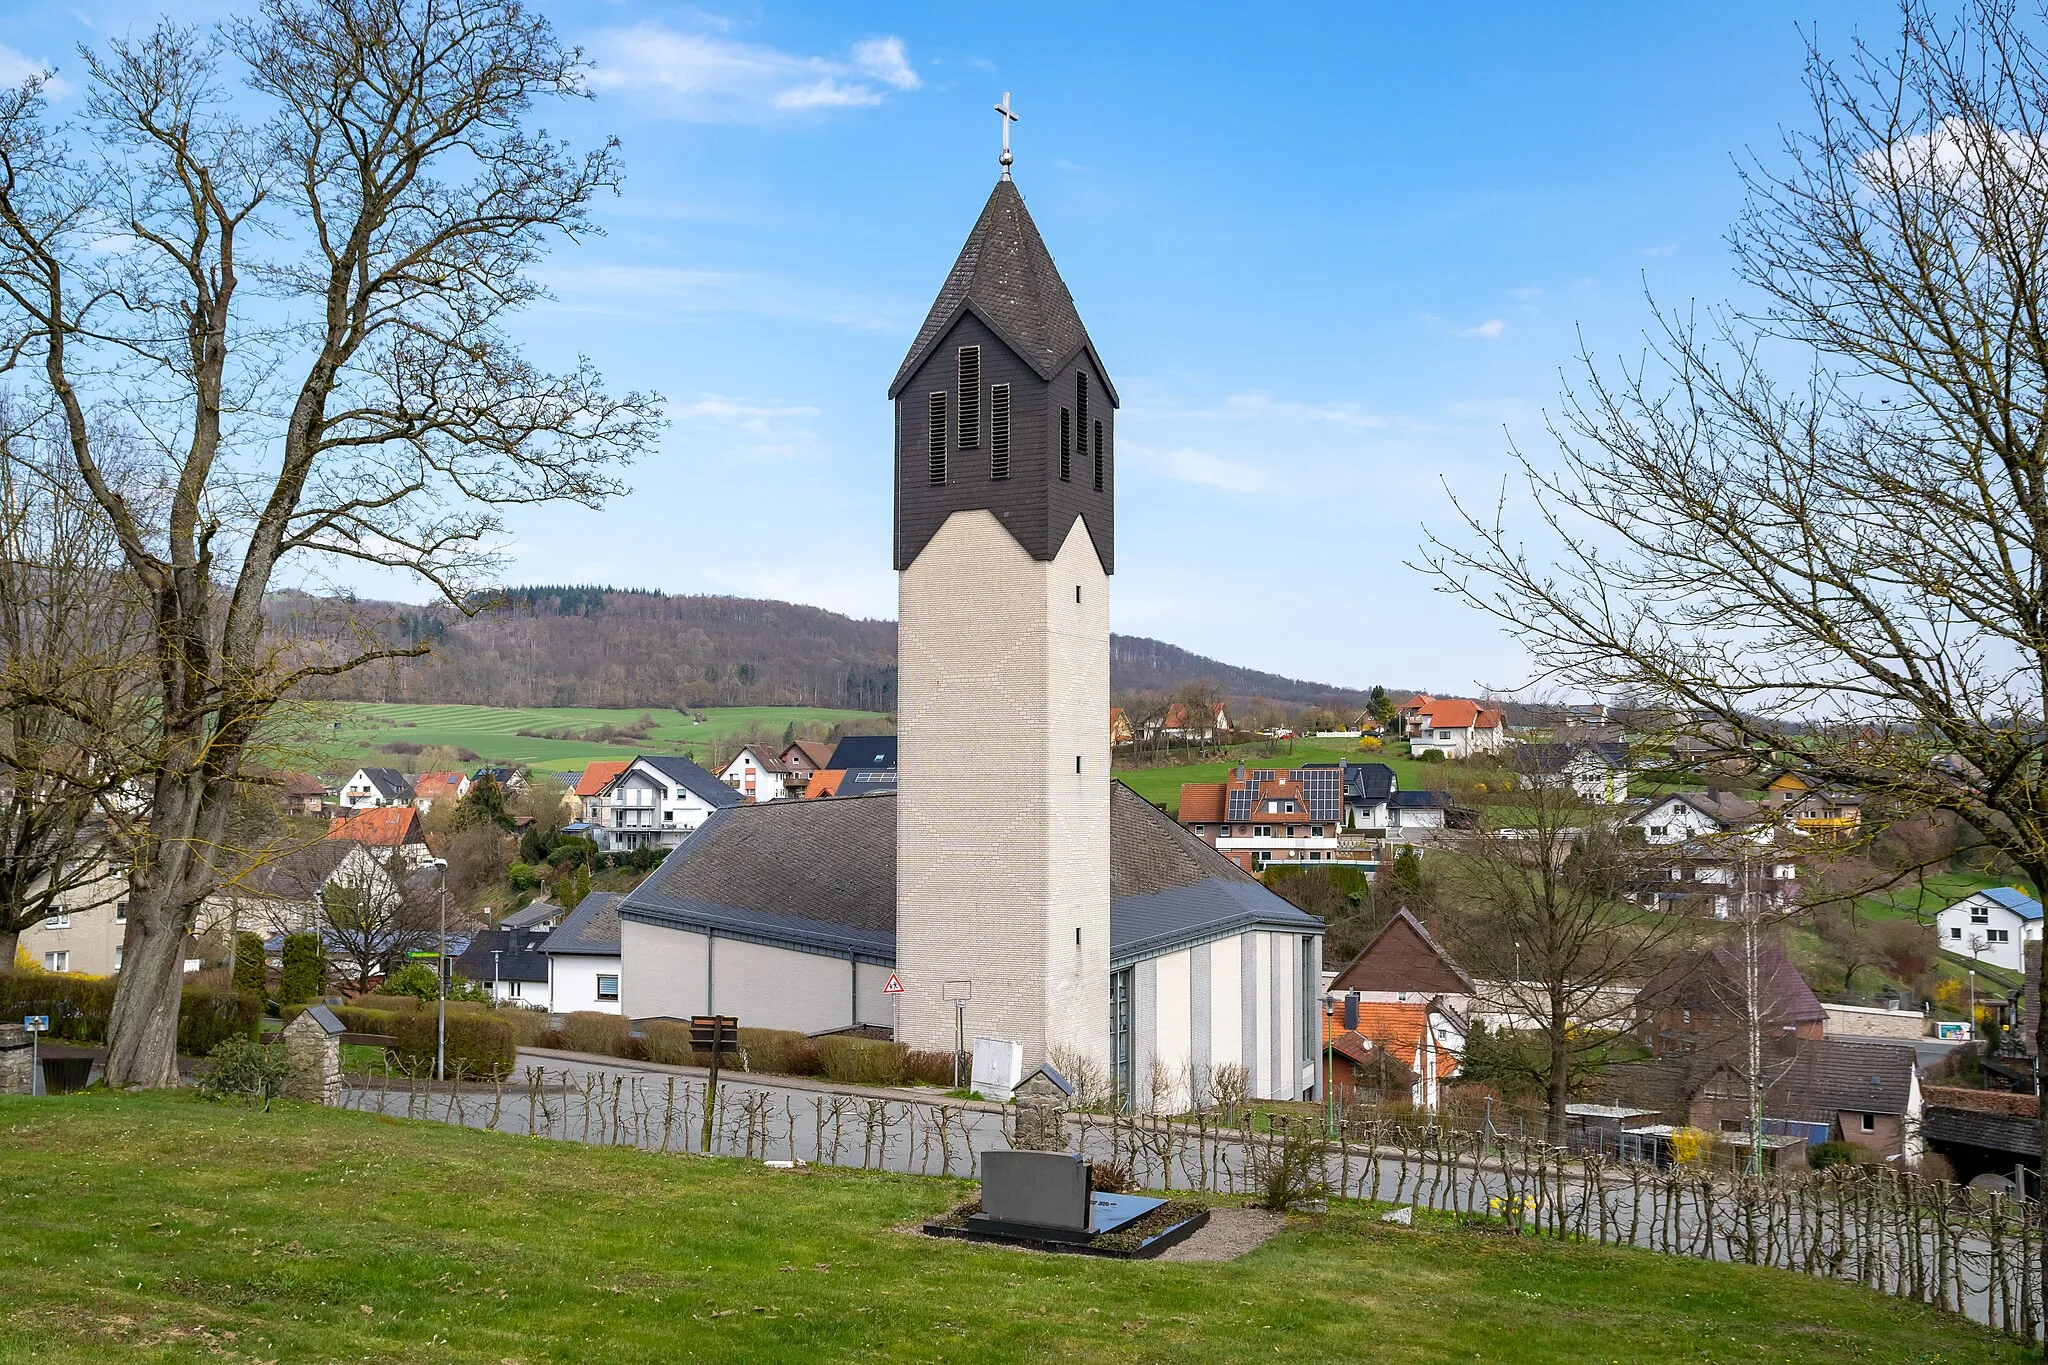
[451,774,513,831]
[232,932,267,998]
[278,934,325,1005]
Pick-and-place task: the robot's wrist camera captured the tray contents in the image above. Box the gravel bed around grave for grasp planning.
[1151,1207,1286,1262]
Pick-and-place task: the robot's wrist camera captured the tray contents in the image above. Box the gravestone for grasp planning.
[0,1023,29,1096]
[978,1150,1092,1232]
[283,1005,345,1103]
[1011,1061,1073,1152]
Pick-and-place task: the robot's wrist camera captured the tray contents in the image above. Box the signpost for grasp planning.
[690,1015,740,1152]
[943,980,973,1090]
[22,1015,47,1097]
[883,974,903,1050]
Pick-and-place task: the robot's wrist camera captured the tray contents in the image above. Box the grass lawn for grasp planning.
[275,702,890,778]
[0,1092,2026,1364]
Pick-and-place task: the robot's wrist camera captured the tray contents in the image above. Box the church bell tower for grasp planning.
[890,130,1116,1080]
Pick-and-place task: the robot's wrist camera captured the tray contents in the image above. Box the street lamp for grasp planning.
[1322,996,1337,1136]
[436,859,449,1083]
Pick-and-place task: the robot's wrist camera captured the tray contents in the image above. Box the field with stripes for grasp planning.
[280,702,890,778]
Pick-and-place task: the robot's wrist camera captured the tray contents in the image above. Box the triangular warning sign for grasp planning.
[882,974,904,994]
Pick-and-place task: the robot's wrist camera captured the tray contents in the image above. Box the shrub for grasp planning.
[642,1019,695,1064]
[904,1050,960,1086]
[1250,1118,1331,1211]
[178,985,263,1055]
[278,933,324,1005]
[334,1005,515,1079]
[232,932,267,996]
[1091,1161,1136,1193]
[376,963,440,1000]
[560,1010,631,1056]
[0,971,115,1043]
[1809,1139,1882,1170]
[816,1035,906,1085]
[1418,749,1445,763]
[197,1037,292,1108]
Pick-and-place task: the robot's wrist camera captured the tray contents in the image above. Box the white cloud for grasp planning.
[1508,286,1544,301]
[1459,318,1505,339]
[1123,440,1275,493]
[0,44,69,97]
[587,25,920,122]
[851,36,921,91]
[1641,243,1677,258]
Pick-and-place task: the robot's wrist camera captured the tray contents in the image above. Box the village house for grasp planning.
[326,804,436,870]
[1759,768,1864,840]
[276,773,328,816]
[1109,706,1133,747]
[541,892,625,1015]
[803,735,899,801]
[1625,789,1770,844]
[471,765,529,793]
[565,759,631,826]
[1936,887,2042,975]
[591,755,742,853]
[1327,908,1477,1016]
[453,925,551,1005]
[777,741,836,796]
[1343,762,1397,831]
[1404,697,1506,759]
[339,766,413,811]
[1320,995,1464,1112]
[1177,763,1371,871]
[717,744,798,803]
[1142,700,1230,742]
[1634,938,1827,1053]
[1516,741,1632,804]
[409,770,470,813]
[26,848,130,975]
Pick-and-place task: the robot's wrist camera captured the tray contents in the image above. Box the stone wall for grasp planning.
[0,1023,30,1096]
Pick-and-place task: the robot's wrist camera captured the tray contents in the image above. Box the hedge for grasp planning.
[0,973,258,1054]
[334,1005,516,1080]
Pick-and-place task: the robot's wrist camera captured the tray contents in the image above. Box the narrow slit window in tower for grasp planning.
[927,392,947,485]
[1059,407,1072,481]
[990,383,1011,479]
[1093,419,1104,491]
[957,346,980,448]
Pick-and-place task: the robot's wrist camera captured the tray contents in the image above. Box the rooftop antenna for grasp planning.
[994,91,1019,180]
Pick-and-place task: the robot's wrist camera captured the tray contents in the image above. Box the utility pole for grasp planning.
[437,864,448,1083]
[492,948,503,1006]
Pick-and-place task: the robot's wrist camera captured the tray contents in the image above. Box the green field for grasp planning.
[0,1091,2023,1364]
[276,702,891,778]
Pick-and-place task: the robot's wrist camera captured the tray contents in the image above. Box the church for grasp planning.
[614,138,1324,1111]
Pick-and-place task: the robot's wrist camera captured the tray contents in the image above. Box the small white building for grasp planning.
[1624,790,1768,845]
[717,745,798,803]
[1937,887,2043,975]
[545,893,625,1015]
[1404,699,1506,759]
[339,767,413,811]
[592,755,743,854]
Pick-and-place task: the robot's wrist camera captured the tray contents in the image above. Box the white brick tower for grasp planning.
[888,175,1117,1078]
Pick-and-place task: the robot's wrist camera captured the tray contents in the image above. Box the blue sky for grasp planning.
[0,2,1878,695]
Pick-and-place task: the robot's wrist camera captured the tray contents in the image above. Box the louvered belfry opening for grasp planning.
[1075,372,1090,468]
[958,345,981,448]
[1093,419,1104,492]
[1060,406,1072,481]
[991,383,1012,479]
[928,391,948,484]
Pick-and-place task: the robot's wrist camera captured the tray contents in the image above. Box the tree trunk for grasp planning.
[1548,1004,1572,1146]
[2031,862,2047,1363]
[102,887,187,1088]
[0,926,18,972]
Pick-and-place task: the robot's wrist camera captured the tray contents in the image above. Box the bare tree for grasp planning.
[320,848,434,993]
[1418,0,2048,1301]
[0,411,150,965]
[1440,780,1687,1141]
[0,1,659,1084]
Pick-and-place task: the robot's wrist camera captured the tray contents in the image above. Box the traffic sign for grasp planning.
[882,974,903,995]
[21,1015,49,1033]
[406,950,441,959]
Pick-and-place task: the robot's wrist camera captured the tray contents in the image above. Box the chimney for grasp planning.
[1343,991,1359,1030]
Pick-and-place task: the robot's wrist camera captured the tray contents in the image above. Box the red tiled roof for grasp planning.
[1324,1002,1457,1081]
[1413,698,1502,730]
[412,771,466,801]
[574,759,632,797]
[805,770,848,799]
[280,773,326,797]
[1178,783,1227,823]
[326,805,423,848]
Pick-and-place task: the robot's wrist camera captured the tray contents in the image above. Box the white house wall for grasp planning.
[1125,929,1316,1112]
[548,955,624,1016]
[618,918,884,1035]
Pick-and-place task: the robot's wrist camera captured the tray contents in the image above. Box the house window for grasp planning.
[1059,407,1072,481]
[46,913,69,930]
[1255,824,1272,838]
[1192,824,1205,835]
[991,383,1011,479]
[114,901,126,923]
[1989,928,2011,944]
[957,346,980,447]
[1971,907,1990,924]
[927,391,948,484]
[114,944,123,970]
[596,974,620,1002]
[1649,826,1667,837]
[1950,926,1961,939]
[1093,419,1104,491]
[1860,1112,1875,1133]
[43,951,68,972]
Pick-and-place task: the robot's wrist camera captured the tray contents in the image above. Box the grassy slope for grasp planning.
[279,702,890,777]
[0,1093,2024,1365]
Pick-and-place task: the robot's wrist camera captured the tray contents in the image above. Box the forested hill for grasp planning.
[281,586,1380,713]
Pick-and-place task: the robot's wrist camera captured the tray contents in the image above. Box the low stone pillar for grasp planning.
[0,1023,31,1096]
[281,1007,343,1103]
[1012,1094,1069,1151]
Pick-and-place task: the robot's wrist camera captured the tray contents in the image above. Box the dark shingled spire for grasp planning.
[889,179,1101,398]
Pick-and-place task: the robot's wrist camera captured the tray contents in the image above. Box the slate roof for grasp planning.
[1345,763,1397,804]
[633,755,745,810]
[1598,1037,1918,1123]
[889,178,1102,399]
[1636,938,1827,1028]
[499,901,564,932]
[1393,790,1453,811]
[454,927,553,985]
[543,892,623,957]
[1516,742,1631,775]
[1634,789,1762,827]
[825,736,897,771]
[226,841,353,901]
[354,767,412,800]
[617,782,1320,967]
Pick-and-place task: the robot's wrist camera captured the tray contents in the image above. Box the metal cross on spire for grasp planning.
[994,91,1019,180]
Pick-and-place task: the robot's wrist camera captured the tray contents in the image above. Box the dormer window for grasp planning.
[957,346,980,447]
[927,392,947,484]
[991,383,1011,479]
[1059,407,1071,481]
